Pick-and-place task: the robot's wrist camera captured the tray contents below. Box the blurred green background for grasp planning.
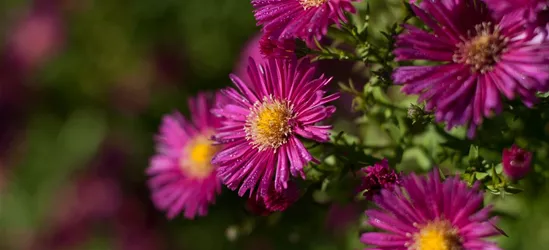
[0,0,548,249]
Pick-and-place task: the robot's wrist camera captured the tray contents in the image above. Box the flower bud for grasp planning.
[357,159,401,200]
[407,104,432,125]
[502,145,533,180]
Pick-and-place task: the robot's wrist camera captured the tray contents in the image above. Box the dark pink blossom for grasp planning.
[361,169,503,249]
[393,0,549,138]
[246,182,301,215]
[259,35,296,59]
[484,0,548,21]
[147,93,224,219]
[212,57,338,199]
[502,145,533,180]
[357,159,400,200]
[262,181,301,212]
[252,0,357,46]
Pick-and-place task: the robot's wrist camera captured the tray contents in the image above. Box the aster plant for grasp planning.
[144,0,549,249]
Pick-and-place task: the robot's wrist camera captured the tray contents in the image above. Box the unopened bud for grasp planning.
[502,145,533,180]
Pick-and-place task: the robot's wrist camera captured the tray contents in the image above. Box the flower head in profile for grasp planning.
[259,35,296,59]
[361,169,504,249]
[147,93,223,219]
[212,57,338,198]
[262,181,301,211]
[245,197,273,216]
[252,0,357,46]
[357,159,401,200]
[502,144,533,180]
[393,0,549,138]
[245,181,301,215]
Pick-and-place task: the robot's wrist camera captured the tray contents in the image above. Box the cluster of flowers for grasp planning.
[146,0,544,249]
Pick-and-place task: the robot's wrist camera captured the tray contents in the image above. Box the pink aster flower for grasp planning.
[361,169,504,249]
[485,0,549,35]
[393,0,549,138]
[357,159,401,200]
[262,181,301,211]
[252,0,357,45]
[502,144,533,180]
[484,0,548,20]
[147,92,223,219]
[246,196,273,216]
[259,34,296,59]
[246,181,301,214]
[212,57,338,198]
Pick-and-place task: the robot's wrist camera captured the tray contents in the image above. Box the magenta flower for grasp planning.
[262,181,301,211]
[245,182,300,214]
[502,145,533,180]
[212,57,338,198]
[484,0,548,20]
[393,0,549,138]
[361,169,503,249]
[484,0,549,36]
[147,93,223,219]
[252,0,357,45]
[357,159,401,200]
[246,196,273,216]
[259,34,296,59]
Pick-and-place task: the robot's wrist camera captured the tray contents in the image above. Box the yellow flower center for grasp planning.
[453,22,508,73]
[410,220,463,250]
[245,96,293,151]
[180,135,219,179]
[299,0,328,10]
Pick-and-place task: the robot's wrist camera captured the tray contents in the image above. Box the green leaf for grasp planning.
[468,145,479,160]
[312,190,332,204]
[495,163,503,174]
[475,172,489,180]
[504,185,524,194]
